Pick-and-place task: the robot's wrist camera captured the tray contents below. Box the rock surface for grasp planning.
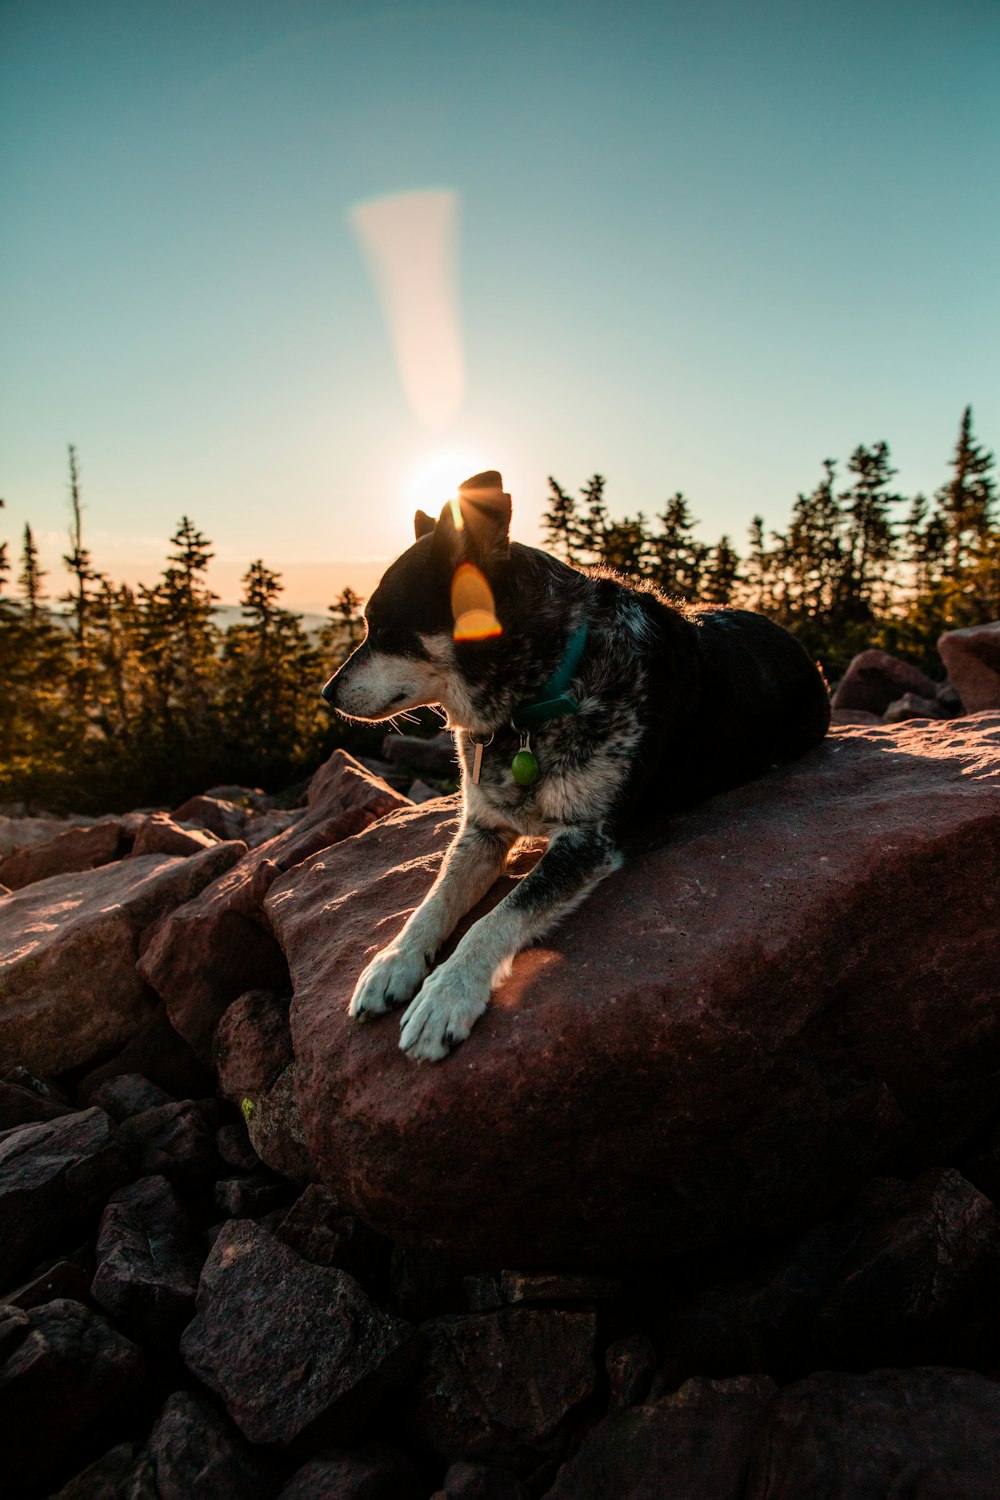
[180,1219,419,1446]
[267,714,1000,1265]
[130,812,221,857]
[91,1174,205,1342]
[0,816,127,890]
[831,649,940,715]
[139,752,409,1058]
[128,1389,279,1499]
[938,619,1000,712]
[0,841,245,1075]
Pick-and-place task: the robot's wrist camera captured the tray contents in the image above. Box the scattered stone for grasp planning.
[4,1064,73,1106]
[269,716,1000,1265]
[0,812,95,858]
[203,783,271,810]
[0,1107,131,1283]
[0,1077,73,1131]
[180,1219,420,1446]
[831,649,940,716]
[391,1245,469,1323]
[499,1271,623,1304]
[172,793,249,840]
[0,840,245,1075]
[276,1185,390,1289]
[50,1442,138,1499]
[407,779,445,804]
[214,989,294,1099]
[91,1175,205,1343]
[744,1366,1000,1500]
[7,1257,93,1311]
[131,812,221,857]
[817,1169,1000,1365]
[0,816,126,890]
[434,1460,529,1500]
[829,708,880,725]
[0,1297,144,1493]
[217,1119,261,1172]
[87,1073,176,1122]
[882,691,945,722]
[547,1374,776,1500]
[214,1173,291,1218]
[117,1100,225,1190]
[406,1307,598,1470]
[606,1330,659,1409]
[381,732,458,777]
[129,1389,280,1500]
[936,679,964,713]
[241,1062,316,1183]
[78,1000,216,1103]
[278,1443,422,1499]
[937,619,1000,712]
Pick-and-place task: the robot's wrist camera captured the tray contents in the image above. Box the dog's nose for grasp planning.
[320,675,337,705]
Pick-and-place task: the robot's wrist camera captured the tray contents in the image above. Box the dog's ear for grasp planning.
[414,509,436,541]
[432,470,511,566]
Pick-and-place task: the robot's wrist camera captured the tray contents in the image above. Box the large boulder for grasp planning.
[0,840,245,1076]
[266,714,1000,1266]
[831,649,940,716]
[938,620,1000,712]
[138,752,409,1058]
[0,817,127,890]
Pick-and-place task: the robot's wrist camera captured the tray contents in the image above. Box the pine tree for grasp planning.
[935,407,997,572]
[838,442,901,621]
[542,478,582,564]
[61,445,100,646]
[18,524,46,621]
[649,494,705,601]
[577,474,610,563]
[702,535,741,604]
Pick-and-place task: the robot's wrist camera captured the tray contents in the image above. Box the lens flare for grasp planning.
[350,189,464,429]
[451,561,501,641]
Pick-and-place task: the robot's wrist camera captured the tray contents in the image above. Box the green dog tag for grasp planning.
[511,749,540,786]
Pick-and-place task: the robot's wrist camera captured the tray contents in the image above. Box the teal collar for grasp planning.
[510,621,588,730]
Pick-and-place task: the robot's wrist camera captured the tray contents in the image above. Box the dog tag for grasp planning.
[469,733,492,785]
[511,730,540,787]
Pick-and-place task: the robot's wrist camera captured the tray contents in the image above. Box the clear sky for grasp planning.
[2,0,998,611]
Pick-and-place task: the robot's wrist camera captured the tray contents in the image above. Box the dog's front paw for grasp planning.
[349,943,430,1020]
[398,961,491,1062]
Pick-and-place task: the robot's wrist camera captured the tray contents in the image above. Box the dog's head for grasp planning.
[321,470,511,725]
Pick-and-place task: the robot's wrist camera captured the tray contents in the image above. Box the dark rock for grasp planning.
[91,1175,205,1343]
[405,1307,597,1470]
[0,840,245,1076]
[391,1246,468,1323]
[268,715,1000,1265]
[7,1257,93,1311]
[816,1169,1000,1364]
[240,1064,316,1184]
[0,1078,73,1131]
[140,754,408,1060]
[498,1270,622,1304]
[830,709,880,725]
[744,1366,1000,1499]
[937,679,964,714]
[129,1389,281,1499]
[87,1073,176,1122]
[117,1100,225,1190]
[463,1274,504,1312]
[171,794,249,841]
[276,1186,390,1291]
[217,1120,261,1172]
[882,690,945,722]
[131,812,221,857]
[0,1297,144,1492]
[938,620,1000,712]
[277,1443,422,1499]
[78,1001,216,1104]
[203,783,271,810]
[831,649,940,715]
[50,1441,138,1499]
[547,1374,777,1500]
[606,1330,658,1409]
[214,989,294,1098]
[214,1173,292,1218]
[0,1107,131,1284]
[0,817,126,890]
[3,1065,71,1104]
[407,778,445,804]
[381,731,458,777]
[436,1461,528,1500]
[180,1219,420,1446]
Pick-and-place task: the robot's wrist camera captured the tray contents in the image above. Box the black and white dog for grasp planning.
[322,471,829,1063]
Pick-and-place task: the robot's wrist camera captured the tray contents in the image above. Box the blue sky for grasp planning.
[2,0,998,610]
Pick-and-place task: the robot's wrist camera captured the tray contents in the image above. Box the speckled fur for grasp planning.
[322,484,830,1061]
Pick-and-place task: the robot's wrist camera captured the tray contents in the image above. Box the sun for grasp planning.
[400,447,490,529]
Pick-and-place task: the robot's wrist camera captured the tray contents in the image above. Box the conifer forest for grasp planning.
[1,408,996,814]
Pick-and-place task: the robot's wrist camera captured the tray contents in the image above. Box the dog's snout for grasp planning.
[320,674,338,705]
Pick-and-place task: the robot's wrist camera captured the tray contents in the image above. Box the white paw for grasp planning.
[349,943,431,1019]
[398,960,491,1062]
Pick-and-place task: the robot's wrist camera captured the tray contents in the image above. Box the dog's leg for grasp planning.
[349,820,516,1019]
[399,825,621,1061]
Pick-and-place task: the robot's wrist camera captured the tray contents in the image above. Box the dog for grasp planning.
[321,470,830,1062]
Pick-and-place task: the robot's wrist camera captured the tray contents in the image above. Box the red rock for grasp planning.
[77,1001,216,1103]
[882,691,944,722]
[0,841,245,1076]
[132,1390,279,1499]
[744,1366,1000,1500]
[405,1307,597,1470]
[139,752,409,1058]
[213,989,316,1181]
[117,1099,224,1189]
[179,1219,420,1446]
[267,714,1000,1265]
[0,1079,73,1131]
[86,1073,175,1121]
[171,793,248,840]
[0,817,125,890]
[130,812,220,857]
[0,1108,132,1282]
[938,619,1000,712]
[91,1175,205,1343]
[831,649,940,715]
[6,1258,93,1311]
[381,731,458,777]
[0,813,96,859]
[278,1444,422,1499]
[547,1374,777,1500]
